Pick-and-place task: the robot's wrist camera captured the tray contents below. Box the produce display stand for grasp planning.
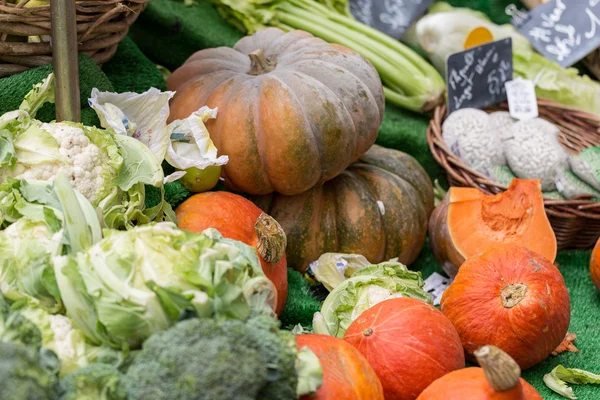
[0,0,599,399]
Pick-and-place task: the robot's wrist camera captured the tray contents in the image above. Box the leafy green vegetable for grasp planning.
[309,253,371,291]
[544,365,600,399]
[0,176,101,311]
[317,260,432,337]
[55,223,277,349]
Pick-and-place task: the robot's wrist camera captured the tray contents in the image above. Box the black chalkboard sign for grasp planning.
[349,0,434,39]
[446,38,514,114]
[517,0,600,68]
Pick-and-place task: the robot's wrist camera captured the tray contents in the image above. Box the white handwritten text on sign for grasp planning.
[518,0,600,68]
[446,38,514,113]
[349,0,434,39]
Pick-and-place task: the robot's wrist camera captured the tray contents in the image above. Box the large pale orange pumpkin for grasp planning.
[176,192,288,315]
[296,334,384,400]
[252,145,434,272]
[591,238,600,291]
[428,179,556,277]
[441,244,570,370]
[417,346,543,400]
[167,28,385,196]
[344,298,465,400]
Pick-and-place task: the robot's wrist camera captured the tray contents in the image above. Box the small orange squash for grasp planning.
[296,334,384,400]
[167,28,384,196]
[417,345,543,400]
[344,298,465,400]
[428,179,556,277]
[176,192,288,315]
[441,244,570,370]
[591,238,600,291]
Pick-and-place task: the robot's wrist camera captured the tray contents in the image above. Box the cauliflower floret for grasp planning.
[442,108,505,176]
[503,118,569,191]
[15,123,112,204]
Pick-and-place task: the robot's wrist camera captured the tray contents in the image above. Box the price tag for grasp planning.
[505,78,539,120]
[517,0,600,68]
[423,273,452,306]
[446,38,514,113]
[349,0,435,39]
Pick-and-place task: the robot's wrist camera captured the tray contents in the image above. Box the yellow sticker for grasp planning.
[463,27,494,49]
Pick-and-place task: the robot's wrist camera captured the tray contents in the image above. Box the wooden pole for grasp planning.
[51,0,80,122]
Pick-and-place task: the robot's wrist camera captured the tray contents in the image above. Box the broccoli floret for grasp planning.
[0,341,60,400]
[245,314,299,400]
[0,306,43,347]
[59,363,127,400]
[125,318,269,400]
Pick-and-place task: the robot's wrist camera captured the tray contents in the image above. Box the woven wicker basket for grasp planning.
[0,0,150,77]
[427,100,600,250]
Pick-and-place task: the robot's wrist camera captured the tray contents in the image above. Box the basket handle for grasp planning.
[51,0,81,123]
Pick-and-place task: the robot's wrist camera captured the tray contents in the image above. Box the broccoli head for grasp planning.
[125,318,269,400]
[245,314,299,400]
[0,305,43,348]
[0,341,60,400]
[59,363,127,400]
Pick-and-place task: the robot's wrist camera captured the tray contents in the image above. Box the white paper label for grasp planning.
[505,78,539,120]
[423,272,452,306]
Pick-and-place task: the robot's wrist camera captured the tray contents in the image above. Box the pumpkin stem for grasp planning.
[500,283,528,308]
[363,328,373,337]
[248,49,275,75]
[474,345,521,392]
[255,213,287,263]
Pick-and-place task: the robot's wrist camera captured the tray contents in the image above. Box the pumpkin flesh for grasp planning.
[343,298,465,400]
[296,334,384,400]
[429,179,556,277]
[176,192,288,315]
[440,244,571,370]
[591,238,600,291]
[167,28,385,196]
[252,145,434,272]
[416,367,543,400]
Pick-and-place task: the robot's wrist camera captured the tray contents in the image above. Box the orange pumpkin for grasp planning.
[167,28,385,196]
[176,192,288,315]
[441,244,571,370]
[344,298,465,400]
[417,345,543,400]
[428,179,556,277]
[296,334,384,400]
[591,238,600,291]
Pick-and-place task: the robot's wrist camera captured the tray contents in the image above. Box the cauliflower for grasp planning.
[503,118,569,191]
[442,108,505,176]
[13,123,113,204]
[0,74,173,229]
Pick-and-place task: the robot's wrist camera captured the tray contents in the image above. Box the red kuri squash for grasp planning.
[343,298,465,400]
[591,238,600,291]
[428,179,556,277]
[176,192,288,314]
[441,244,571,370]
[417,345,543,400]
[296,334,384,400]
[167,28,384,196]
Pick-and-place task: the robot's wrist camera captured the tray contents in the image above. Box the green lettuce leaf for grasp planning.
[544,365,600,399]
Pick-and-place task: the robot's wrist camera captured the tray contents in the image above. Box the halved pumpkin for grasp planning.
[428,179,556,276]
